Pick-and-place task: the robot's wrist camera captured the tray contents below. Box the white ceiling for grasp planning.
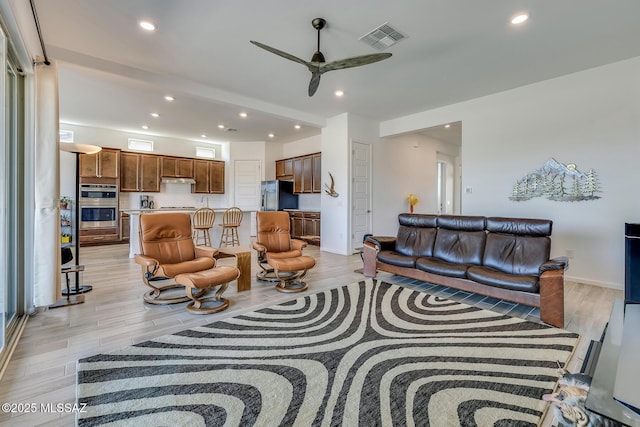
[32,0,640,146]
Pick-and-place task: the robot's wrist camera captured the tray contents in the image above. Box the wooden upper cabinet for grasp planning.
[293,157,304,193]
[79,148,119,178]
[119,152,160,192]
[276,159,293,180]
[302,156,313,193]
[192,160,210,193]
[209,161,225,194]
[140,154,161,192]
[312,153,322,193]
[192,159,225,194]
[119,152,140,192]
[161,156,194,178]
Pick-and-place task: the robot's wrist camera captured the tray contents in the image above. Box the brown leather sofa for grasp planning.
[363,214,567,327]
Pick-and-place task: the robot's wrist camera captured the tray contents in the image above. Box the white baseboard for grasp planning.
[565,274,623,291]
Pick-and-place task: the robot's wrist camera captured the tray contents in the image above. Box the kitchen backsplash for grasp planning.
[119,182,321,211]
[119,183,227,210]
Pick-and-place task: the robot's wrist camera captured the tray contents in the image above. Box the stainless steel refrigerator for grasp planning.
[261,180,298,211]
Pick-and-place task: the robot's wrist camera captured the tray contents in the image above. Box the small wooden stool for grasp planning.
[267,256,315,293]
[175,266,239,314]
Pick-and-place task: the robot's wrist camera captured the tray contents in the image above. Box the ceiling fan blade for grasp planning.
[319,52,392,73]
[308,72,321,97]
[250,40,310,67]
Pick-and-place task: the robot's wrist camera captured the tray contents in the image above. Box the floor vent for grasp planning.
[359,22,406,51]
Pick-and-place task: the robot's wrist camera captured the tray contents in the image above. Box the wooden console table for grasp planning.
[217,246,252,292]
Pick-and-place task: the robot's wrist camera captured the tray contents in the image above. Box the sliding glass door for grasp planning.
[0,25,26,363]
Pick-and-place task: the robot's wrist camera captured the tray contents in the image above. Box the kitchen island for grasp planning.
[123,208,255,258]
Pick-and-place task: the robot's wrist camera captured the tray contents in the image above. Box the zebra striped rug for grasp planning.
[76,279,578,426]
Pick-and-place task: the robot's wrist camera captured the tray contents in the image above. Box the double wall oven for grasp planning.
[80,184,118,229]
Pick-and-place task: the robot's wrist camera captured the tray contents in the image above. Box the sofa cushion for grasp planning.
[486,217,552,237]
[416,257,469,278]
[433,229,486,265]
[483,233,550,276]
[467,266,539,293]
[437,215,486,231]
[377,250,417,268]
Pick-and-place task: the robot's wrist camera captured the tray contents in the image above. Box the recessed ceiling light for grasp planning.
[335,90,344,97]
[239,112,248,118]
[294,125,301,130]
[268,133,275,138]
[150,112,159,118]
[164,95,174,101]
[218,124,225,129]
[200,134,207,138]
[444,124,451,128]
[141,125,149,130]
[511,13,529,25]
[139,20,156,31]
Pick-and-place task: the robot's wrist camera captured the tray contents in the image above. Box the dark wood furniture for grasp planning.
[161,156,194,178]
[289,211,320,244]
[79,147,120,179]
[192,159,225,194]
[120,152,161,192]
[276,152,321,194]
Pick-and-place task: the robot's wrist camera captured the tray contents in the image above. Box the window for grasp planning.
[196,147,215,159]
[127,138,154,152]
[59,129,74,142]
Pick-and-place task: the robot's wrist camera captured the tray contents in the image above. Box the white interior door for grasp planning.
[351,141,372,252]
[234,160,261,236]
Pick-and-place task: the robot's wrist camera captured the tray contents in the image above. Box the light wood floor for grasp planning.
[0,243,622,426]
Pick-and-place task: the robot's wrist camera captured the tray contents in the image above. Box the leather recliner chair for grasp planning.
[134,212,233,307]
[252,211,315,292]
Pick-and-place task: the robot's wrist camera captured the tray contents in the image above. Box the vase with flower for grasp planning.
[406,193,418,213]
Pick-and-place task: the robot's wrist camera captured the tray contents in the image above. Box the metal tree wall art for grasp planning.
[509,158,601,202]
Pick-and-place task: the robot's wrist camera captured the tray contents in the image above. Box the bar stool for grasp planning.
[192,208,216,246]
[219,207,243,247]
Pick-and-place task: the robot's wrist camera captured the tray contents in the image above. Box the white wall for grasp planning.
[380,56,640,289]
[60,123,225,160]
[321,114,349,254]
[371,134,461,235]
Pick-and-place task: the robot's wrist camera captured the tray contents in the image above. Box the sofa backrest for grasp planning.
[392,215,553,273]
[433,215,486,264]
[395,214,438,256]
[483,217,552,276]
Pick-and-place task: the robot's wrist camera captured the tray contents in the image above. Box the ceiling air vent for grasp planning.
[359,22,406,51]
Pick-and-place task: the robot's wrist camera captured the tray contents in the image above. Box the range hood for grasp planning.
[161,177,196,185]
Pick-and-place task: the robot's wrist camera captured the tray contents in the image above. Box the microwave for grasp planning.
[80,206,118,229]
[80,184,118,206]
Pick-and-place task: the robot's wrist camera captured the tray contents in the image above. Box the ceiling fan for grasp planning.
[250,18,392,97]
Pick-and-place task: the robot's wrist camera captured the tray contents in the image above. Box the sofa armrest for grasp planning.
[539,257,569,274]
[365,235,396,251]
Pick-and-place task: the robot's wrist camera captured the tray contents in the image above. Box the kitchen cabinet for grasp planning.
[312,153,322,193]
[275,159,293,180]
[79,227,119,245]
[120,212,130,242]
[289,211,320,244]
[192,160,225,194]
[79,148,120,178]
[286,153,321,194]
[120,152,161,192]
[161,156,194,178]
[290,212,304,238]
